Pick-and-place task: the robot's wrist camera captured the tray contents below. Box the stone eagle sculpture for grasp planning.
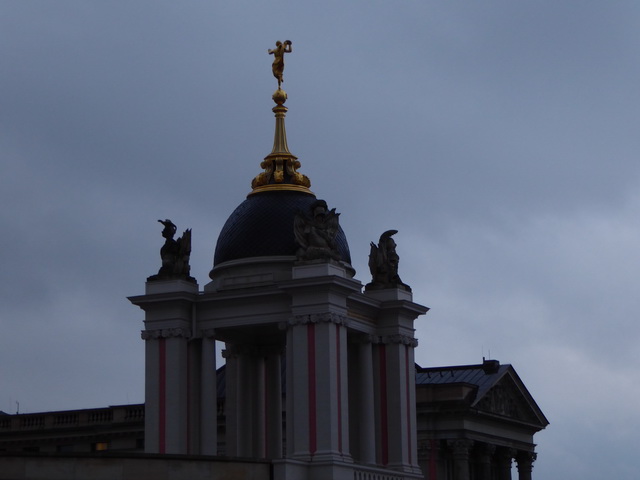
[147,219,195,283]
[293,200,341,262]
[366,229,410,291]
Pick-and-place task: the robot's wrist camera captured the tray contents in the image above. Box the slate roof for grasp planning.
[416,361,510,404]
[416,360,549,428]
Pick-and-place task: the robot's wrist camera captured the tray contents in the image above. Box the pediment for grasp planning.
[474,373,546,427]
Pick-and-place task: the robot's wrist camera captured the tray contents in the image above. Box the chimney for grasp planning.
[482,357,500,374]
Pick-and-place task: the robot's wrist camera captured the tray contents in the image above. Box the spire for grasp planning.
[250,41,312,196]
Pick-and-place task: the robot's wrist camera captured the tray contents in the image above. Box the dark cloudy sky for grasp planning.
[1,2,639,478]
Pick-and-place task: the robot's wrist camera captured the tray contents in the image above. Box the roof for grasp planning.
[212,190,351,268]
[416,360,510,402]
[416,360,549,428]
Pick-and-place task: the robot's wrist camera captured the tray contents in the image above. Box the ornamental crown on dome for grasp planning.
[250,40,312,196]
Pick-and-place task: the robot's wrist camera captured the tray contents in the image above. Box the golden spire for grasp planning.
[250,40,312,196]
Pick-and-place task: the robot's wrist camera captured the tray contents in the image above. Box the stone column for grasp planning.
[140,327,191,454]
[187,337,202,454]
[365,286,427,475]
[495,447,515,480]
[265,349,283,458]
[285,319,311,460]
[252,354,266,458]
[130,278,199,455]
[222,347,240,457]
[199,330,217,455]
[376,334,420,473]
[448,439,473,480]
[477,443,496,480]
[283,263,360,467]
[286,313,350,462]
[421,439,439,480]
[141,330,160,453]
[356,336,376,465]
[516,451,536,480]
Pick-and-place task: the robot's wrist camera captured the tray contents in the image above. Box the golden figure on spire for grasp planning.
[269,40,292,87]
[249,40,310,196]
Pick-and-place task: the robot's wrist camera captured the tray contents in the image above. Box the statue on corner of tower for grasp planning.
[294,200,342,262]
[147,219,196,283]
[269,40,292,87]
[366,230,411,291]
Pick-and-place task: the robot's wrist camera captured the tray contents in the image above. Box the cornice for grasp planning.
[289,312,349,327]
[140,327,191,340]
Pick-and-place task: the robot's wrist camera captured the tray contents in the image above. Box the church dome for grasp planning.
[212,190,351,268]
[210,63,351,275]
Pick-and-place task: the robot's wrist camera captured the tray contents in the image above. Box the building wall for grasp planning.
[0,453,270,480]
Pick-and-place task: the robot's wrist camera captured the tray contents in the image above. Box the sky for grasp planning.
[1,1,639,478]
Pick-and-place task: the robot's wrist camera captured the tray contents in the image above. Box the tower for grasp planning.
[129,41,428,480]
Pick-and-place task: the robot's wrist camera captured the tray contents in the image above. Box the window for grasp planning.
[92,442,109,451]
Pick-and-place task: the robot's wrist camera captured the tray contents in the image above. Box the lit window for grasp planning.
[92,442,109,451]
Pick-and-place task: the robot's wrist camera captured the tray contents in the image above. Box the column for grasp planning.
[356,336,376,465]
[495,448,515,480]
[477,443,496,480]
[187,337,202,454]
[163,329,189,454]
[286,320,311,460]
[377,335,420,473]
[200,330,217,455]
[285,313,351,463]
[141,327,190,454]
[423,438,440,480]
[222,347,240,457]
[448,439,473,480]
[516,451,536,480]
[130,277,199,455]
[265,349,283,459]
[252,354,266,458]
[141,330,160,453]
[236,348,255,457]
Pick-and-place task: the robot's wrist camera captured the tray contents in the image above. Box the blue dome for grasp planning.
[212,191,352,273]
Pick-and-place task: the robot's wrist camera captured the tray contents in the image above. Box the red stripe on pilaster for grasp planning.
[159,337,166,454]
[308,323,317,455]
[264,359,268,458]
[379,344,388,465]
[187,344,191,454]
[336,323,343,453]
[429,439,438,479]
[405,344,412,465]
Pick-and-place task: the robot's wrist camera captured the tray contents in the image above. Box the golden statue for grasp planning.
[269,40,292,87]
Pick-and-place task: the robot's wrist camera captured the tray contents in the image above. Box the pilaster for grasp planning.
[287,313,352,463]
[377,334,420,473]
[130,279,198,455]
[282,263,360,465]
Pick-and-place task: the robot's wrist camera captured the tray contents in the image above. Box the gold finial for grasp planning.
[268,40,292,88]
[249,40,311,196]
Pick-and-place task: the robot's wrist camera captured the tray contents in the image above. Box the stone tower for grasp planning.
[130,42,428,480]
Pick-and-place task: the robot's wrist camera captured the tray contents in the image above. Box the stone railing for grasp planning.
[0,404,144,432]
[352,465,407,480]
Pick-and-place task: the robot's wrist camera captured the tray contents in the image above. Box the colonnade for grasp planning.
[421,439,536,480]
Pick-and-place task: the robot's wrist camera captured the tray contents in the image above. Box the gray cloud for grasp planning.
[1,2,639,478]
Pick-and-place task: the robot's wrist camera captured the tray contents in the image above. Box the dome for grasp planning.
[212,190,352,273]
